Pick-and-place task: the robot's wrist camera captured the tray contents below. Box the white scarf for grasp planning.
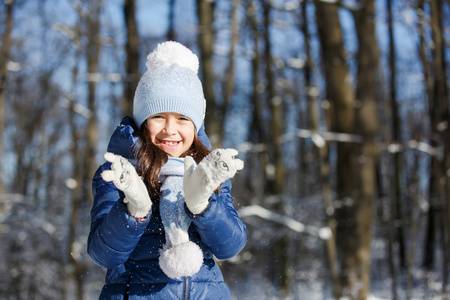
[158,157,203,279]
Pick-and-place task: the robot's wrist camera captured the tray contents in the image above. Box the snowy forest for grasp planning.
[0,0,449,299]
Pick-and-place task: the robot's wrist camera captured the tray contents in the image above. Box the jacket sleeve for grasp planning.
[87,163,151,269]
[186,180,247,260]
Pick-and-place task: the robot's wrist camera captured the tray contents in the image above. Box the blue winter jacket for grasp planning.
[87,117,247,299]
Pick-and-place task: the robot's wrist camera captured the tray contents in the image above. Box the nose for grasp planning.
[163,117,177,134]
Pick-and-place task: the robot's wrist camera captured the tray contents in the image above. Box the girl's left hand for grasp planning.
[183,148,244,214]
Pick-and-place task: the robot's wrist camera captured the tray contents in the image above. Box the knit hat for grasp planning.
[133,41,206,132]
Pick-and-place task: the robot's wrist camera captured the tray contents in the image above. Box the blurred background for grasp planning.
[0,0,449,299]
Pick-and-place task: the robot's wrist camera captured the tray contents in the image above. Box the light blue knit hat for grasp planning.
[133,41,206,132]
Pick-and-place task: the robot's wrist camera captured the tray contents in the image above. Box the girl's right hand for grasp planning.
[101,152,152,219]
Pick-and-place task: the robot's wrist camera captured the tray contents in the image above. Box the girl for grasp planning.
[87,41,247,299]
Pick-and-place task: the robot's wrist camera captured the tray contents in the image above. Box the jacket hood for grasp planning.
[106,116,212,159]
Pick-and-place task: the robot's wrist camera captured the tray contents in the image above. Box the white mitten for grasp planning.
[101,152,152,219]
[184,148,244,214]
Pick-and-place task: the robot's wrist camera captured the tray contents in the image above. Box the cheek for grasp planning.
[186,131,194,143]
[149,133,158,144]
[181,125,195,144]
[145,122,160,142]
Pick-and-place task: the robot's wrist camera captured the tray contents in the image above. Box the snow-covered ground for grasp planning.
[2,193,448,299]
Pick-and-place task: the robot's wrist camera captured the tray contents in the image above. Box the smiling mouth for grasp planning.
[159,140,180,146]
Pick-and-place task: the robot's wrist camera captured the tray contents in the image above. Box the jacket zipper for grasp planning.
[184,276,189,300]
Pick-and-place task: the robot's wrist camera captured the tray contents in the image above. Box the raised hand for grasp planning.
[184,149,244,214]
[101,152,152,219]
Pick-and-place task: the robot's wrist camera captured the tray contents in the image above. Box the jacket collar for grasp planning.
[107,116,140,159]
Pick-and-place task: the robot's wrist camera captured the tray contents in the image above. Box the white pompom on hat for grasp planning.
[133,41,206,132]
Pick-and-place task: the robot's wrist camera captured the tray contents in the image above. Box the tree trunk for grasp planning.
[314,0,355,197]
[123,0,140,117]
[246,0,288,291]
[314,0,379,298]
[68,1,103,299]
[83,0,102,205]
[261,1,288,294]
[416,0,434,270]
[0,1,14,194]
[196,0,219,146]
[352,1,379,298]
[246,0,269,191]
[429,0,450,291]
[386,0,400,297]
[299,2,341,297]
[406,152,420,298]
[62,59,82,300]
[222,0,239,139]
[167,0,176,41]
[422,1,449,281]
[387,0,406,273]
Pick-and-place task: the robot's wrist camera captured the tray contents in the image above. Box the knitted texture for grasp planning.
[133,41,206,132]
[101,152,152,219]
[159,157,203,279]
[184,149,244,214]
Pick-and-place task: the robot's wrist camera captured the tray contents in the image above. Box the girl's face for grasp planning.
[145,112,195,157]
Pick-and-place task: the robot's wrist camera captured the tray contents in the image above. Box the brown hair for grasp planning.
[134,124,211,200]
